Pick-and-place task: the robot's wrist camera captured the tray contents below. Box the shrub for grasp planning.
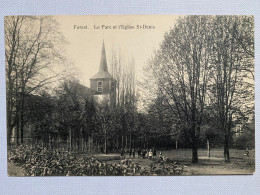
[8,145,186,176]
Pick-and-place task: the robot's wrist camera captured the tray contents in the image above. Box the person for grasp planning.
[120,148,125,159]
[148,149,153,159]
[142,149,146,159]
[129,148,132,158]
[159,151,163,160]
[152,148,156,159]
[124,147,128,159]
[137,148,141,158]
[244,148,250,156]
[132,149,135,158]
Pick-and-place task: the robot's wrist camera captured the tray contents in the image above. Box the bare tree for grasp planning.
[110,49,137,149]
[210,16,254,162]
[147,16,214,163]
[5,16,68,146]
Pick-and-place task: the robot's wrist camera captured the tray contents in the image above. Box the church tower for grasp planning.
[90,41,115,103]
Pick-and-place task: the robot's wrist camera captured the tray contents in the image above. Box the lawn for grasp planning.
[97,148,255,175]
[8,148,255,176]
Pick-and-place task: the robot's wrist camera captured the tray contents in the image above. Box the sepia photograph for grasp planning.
[5,15,255,176]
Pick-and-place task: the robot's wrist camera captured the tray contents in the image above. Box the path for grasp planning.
[8,162,25,176]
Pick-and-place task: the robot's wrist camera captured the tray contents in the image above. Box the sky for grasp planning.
[55,15,179,87]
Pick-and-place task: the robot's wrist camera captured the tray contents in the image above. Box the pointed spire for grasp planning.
[90,40,112,79]
[99,39,108,72]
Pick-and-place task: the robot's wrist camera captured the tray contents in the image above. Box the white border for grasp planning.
[0,1,259,194]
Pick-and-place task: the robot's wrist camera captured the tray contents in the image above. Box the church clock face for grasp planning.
[97,81,103,92]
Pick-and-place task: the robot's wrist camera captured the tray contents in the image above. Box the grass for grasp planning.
[8,148,255,176]
[103,148,255,175]
[163,148,255,162]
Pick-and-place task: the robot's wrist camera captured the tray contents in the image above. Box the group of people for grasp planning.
[120,148,135,159]
[120,147,163,160]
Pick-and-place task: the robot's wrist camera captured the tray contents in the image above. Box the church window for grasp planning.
[97,81,103,92]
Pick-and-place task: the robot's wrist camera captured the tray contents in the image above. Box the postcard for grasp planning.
[5,15,254,176]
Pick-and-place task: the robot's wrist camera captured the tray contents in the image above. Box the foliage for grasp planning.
[144,15,254,163]
[8,145,186,176]
[233,115,255,150]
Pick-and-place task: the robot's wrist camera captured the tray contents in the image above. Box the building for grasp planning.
[90,40,116,104]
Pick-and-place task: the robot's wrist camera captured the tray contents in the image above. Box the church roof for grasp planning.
[90,40,113,79]
[74,83,98,96]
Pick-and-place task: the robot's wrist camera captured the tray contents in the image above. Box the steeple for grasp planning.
[90,40,112,79]
[89,39,116,98]
[99,40,108,72]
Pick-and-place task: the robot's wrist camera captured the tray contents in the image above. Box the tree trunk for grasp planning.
[88,135,91,151]
[81,137,84,151]
[104,137,107,154]
[192,143,198,163]
[85,135,87,151]
[20,93,25,144]
[69,127,72,152]
[7,110,12,147]
[104,126,107,154]
[16,120,20,145]
[7,74,13,147]
[121,135,124,148]
[49,133,51,150]
[207,139,210,158]
[67,137,69,151]
[224,134,230,162]
[116,136,119,151]
[57,135,60,150]
[77,137,80,151]
[191,127,198,163]
[176,140,178,150]
[20,110,24,144]
[130,132,132,148]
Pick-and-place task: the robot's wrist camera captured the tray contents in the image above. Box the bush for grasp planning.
[8,145,186,176]
[233,134,254,150]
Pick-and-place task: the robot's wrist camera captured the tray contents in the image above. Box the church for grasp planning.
[90,40,116,104]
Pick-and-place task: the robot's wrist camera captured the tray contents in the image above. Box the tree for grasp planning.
[144,15,254,163]
[95,98,113,154]
[5,16,68,146]
[146,94,175,149]
[146,16,213,163]
[209,16,254,162]
[55,79,85,151]
[29,92,56,148]
[110,49,137,149]
[83,97,96,151]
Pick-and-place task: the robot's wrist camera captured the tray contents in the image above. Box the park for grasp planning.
[5,15,254,176]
